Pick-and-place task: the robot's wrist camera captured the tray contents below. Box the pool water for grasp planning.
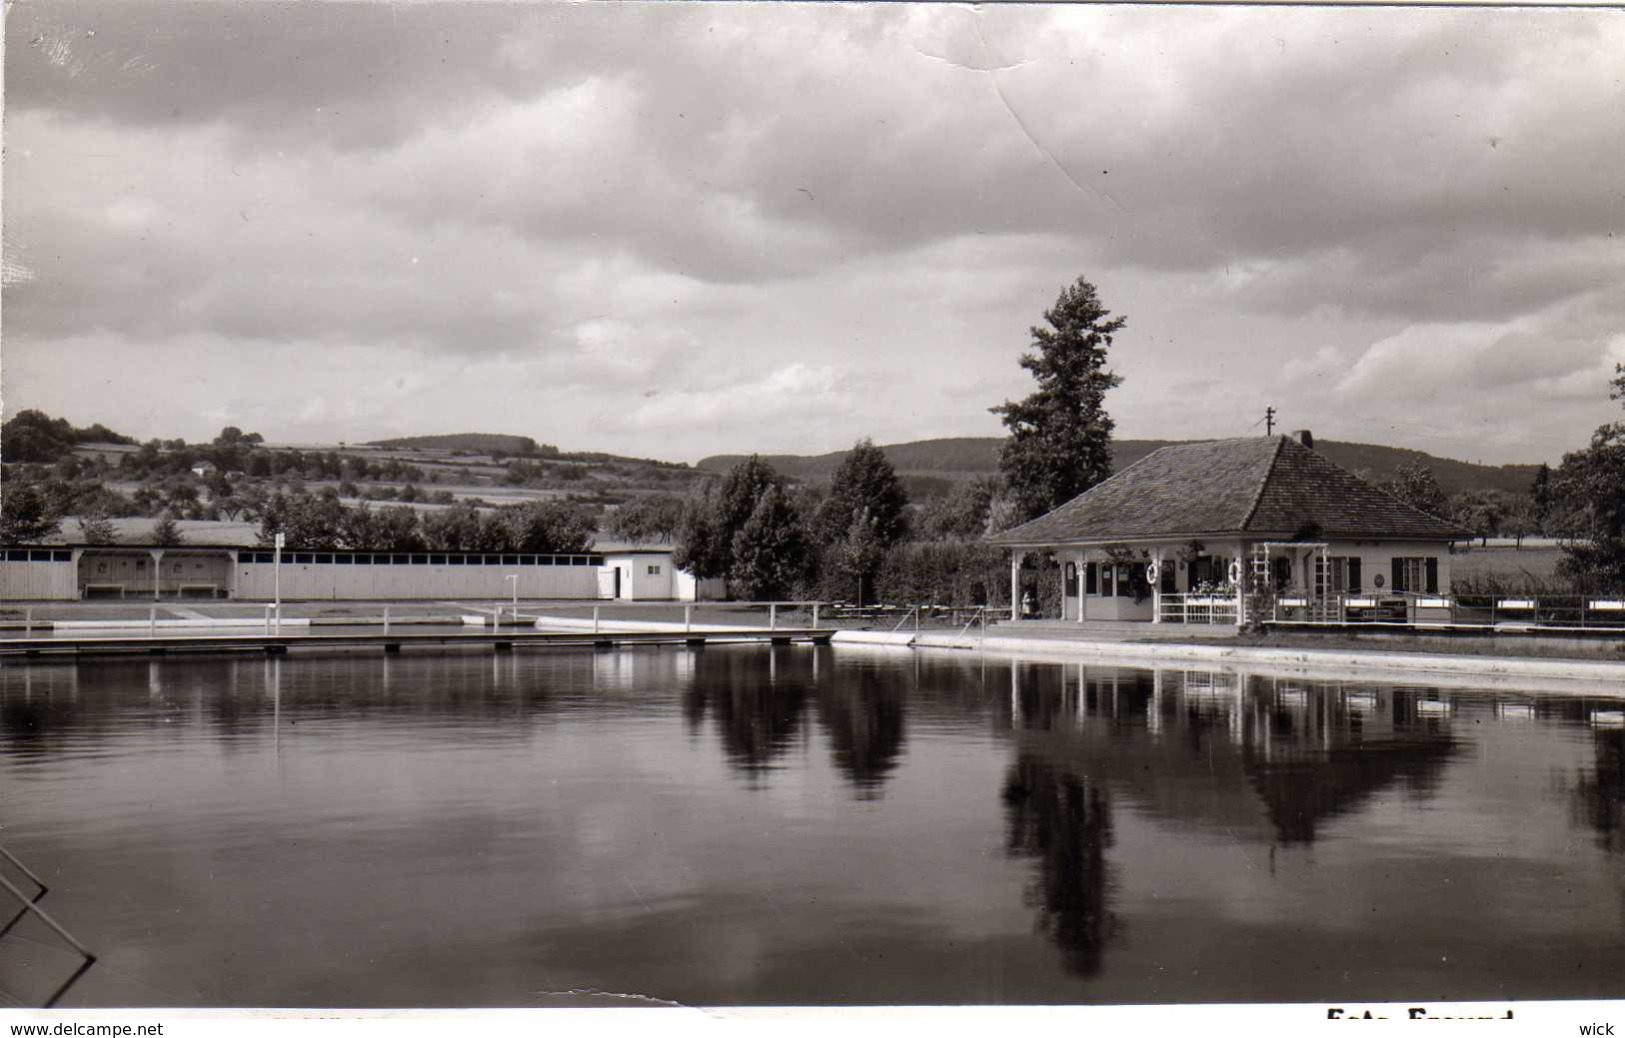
[0,645,1620,1006]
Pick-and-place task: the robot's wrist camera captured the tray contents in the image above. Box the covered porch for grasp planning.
[1008,539,1274,628]
[1010,540,1345,627]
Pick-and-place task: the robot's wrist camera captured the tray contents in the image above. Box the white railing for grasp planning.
[1264,590,1625,631]
[1158,593,1240,625]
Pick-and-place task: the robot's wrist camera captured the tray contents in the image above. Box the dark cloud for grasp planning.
[3,3,1621,460]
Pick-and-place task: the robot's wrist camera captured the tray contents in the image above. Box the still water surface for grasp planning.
[1,646,1622,1006]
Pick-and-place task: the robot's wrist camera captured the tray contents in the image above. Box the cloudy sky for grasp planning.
[4,2,1622,464]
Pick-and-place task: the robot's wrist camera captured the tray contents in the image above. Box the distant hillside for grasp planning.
[369,433,549,455]
[699,436,1542,498]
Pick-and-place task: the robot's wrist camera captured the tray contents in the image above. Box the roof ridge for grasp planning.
[992,440,1177,540]
[1238,435,1286,531]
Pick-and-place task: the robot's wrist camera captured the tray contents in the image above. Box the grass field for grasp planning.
[1450,545,1566,590]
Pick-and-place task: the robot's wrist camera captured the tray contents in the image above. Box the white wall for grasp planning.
[232,555,603,600]
[0,551,78,600]
[674,570,726,602]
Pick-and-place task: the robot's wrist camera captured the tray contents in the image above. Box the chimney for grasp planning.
[1293,429,1314,449]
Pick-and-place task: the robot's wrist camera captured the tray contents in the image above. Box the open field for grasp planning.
[1449,545,1565,587]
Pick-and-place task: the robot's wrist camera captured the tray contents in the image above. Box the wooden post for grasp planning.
[593,605,600,634]
[383,606,389,635]
[149,604,156,637]
[23,608,30,638]
[684,604,692,632]
[769,603,777,630]
[812,603,819,629]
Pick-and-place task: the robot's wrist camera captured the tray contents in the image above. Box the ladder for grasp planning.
[0,841,96,1007]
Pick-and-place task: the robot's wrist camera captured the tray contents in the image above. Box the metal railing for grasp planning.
[1264,589,1625,631]
[0,840,96,1007]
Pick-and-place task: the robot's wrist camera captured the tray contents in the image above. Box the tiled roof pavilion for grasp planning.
[988,436,1467,548]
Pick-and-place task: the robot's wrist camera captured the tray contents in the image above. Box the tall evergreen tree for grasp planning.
[813,438,910,548]
[991,277,1125,522]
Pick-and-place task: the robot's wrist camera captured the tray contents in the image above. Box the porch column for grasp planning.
[1233,542,1246,626]
[1076,550,1086,625]
[1009,551,1022,622]
[1152,548,1163,624]
[149,549,164,601]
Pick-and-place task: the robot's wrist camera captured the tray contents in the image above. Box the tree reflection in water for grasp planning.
[1572,724,1625,856]
[1001,755,1116,977]
[815,665,906,798]
[682,648,810,781]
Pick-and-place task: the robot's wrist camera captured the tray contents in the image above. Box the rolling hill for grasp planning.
[698,436,1543,498]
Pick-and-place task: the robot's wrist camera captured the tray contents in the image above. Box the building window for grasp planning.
[1391,557,1437,594]
[647,564,662,576]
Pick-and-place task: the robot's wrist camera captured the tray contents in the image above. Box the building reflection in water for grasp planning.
[997,659,1466,973]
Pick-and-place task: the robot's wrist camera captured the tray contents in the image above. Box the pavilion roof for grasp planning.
[987,436,1468,547]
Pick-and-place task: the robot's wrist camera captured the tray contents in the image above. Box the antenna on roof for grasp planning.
[1264,407,1276,436]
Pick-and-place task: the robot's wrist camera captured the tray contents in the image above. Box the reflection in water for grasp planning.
[815,665,906,798]
[1243,682,1459,845]
[3,648,1625,1006]
[1002,664,1461,847]
[1573,726,1625,856]
[1002,755,1115,976]
[683,648,810,780]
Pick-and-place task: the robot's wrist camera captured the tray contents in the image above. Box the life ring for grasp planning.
[1145,562,1159,584]
[1228,560,1242,584]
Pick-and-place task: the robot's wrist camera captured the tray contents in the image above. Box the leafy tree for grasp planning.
[991,277,1126,523]
[1448,489,1508,547]
[918,476,999,541]
[673,486,726,579]
[0,483,62,543]
[79,511,119,545]
[813,438,910,548]
[1547,365,1625,590]
[1501,494,1539,548]
[372,506,425,551]
[674,457,787,583]
[1,410,78,463]
[606,493,686,545]
[151,512,186,546]
[214,426,245,445]
[831,508,887,605]
[729,483,811,600]
[1379,461,1447,518]
[1531,463,1553,534]
[421,501,484,551]
[500,500,595,554]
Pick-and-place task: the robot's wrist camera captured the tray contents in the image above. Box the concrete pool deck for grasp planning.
[527,612,1625,693]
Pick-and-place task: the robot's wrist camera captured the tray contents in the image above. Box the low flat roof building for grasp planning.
[986,433,1467,626]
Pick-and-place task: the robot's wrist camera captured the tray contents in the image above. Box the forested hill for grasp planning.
[698,437,1543,497]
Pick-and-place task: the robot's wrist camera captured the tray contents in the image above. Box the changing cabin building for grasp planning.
[987,432,1467,627]
[0,545,720,603]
